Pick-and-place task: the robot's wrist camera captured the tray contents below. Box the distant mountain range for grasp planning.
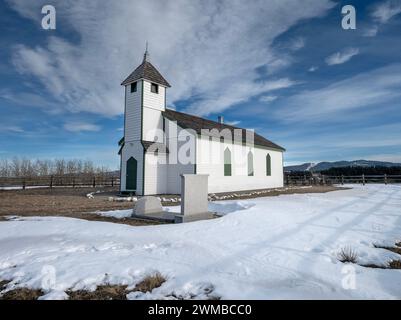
[284,160,401,172]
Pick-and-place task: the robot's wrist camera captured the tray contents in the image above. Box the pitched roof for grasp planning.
[162,109,285,151]
[121,60,171,87]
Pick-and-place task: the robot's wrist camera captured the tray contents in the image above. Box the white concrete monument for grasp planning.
[133,196,163,216]
[175,174,214,223]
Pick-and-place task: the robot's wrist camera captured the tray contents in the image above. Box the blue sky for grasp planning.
[1,0,401,169]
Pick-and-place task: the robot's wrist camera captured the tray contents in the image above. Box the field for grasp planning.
[0,185,339,222]
[0,184,400,300]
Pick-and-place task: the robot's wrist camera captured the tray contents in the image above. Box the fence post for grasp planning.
[384,174,387,185]
[22,178,26,190]
[341,175,344,185]
[50,175,53,188]
[111,177,114,187]
[93,176,96,188]
[72,176,75,188]
[322,175,326,185]
[362,174,365,186]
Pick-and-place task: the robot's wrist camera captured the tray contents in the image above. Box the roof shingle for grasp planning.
[121,60,171,87]
[162,109,285,151]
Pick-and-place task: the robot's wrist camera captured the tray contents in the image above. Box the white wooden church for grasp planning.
[119,51,285,195]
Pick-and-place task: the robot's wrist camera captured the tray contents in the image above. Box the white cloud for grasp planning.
[371,0,401,23]
[325,47,359,66]
[186,78,296,115]
[226,120,241,126]
[7,0,334,117]
[259,95,278,103]
[64,122,101,132]
[308,66,318,72]
[275,64,401,122]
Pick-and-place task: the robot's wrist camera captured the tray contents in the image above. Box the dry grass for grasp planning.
[133,272,166,293]
[338,247,358,263]
[0,280,9,291]
[67,285,129,300]
[388,260,401,269]
[0,287,44,300]
[67,273,166,300]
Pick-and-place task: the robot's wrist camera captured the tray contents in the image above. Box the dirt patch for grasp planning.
[211,185,346,201]
[0,187,162,226]
[0,185,344,226]
[0,187,132,216]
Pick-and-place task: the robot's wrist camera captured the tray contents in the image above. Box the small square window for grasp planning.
[130,82,137,93]
[151,83,159,94]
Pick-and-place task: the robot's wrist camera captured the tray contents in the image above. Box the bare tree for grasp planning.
[0,157,111,177]
[54,159,66,176]
[0,159,10,177]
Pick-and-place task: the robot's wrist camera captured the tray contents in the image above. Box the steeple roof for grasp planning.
[121,52,171,87]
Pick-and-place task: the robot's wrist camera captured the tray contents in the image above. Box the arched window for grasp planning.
[224,148,232,176]
[266,154,271,176]
[247,151,254,176]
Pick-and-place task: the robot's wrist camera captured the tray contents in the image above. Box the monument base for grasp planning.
[174,212,216,223]
[132,211,176,223]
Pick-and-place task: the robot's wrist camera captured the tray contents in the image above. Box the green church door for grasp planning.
[126,157,137,190]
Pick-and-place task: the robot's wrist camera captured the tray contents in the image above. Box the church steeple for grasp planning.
[121,47,171,87]
[143,42,149,62]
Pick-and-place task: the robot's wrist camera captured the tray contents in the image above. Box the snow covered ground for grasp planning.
[1,184,401,299]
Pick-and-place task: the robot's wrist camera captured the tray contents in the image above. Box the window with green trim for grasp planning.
[266,154,271,176]
[224,148,232,176]
[247,151,254,176]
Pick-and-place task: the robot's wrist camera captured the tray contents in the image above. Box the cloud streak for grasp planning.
[7,0,334,117]
[274,64,401,123]
[325,47,359,65]
[371,0,401,23]
[64,122,101,132]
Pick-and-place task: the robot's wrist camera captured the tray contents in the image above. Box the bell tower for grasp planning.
[121,48,171,143]
[119,48,171,194]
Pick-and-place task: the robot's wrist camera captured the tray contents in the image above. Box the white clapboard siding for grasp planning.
[124,81,142,142]
[143,81,165,111]
[164,119,196,194]
[144,153,168,195]
[142,107,164,142]
[196,136,283,193]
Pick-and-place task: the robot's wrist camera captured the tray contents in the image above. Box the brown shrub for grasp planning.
[134,272,166,293]
[338,246,358,263]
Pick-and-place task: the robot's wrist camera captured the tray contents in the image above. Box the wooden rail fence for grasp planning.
[284,174,401,186]
[0,175,120,189]
[1,174,400,190]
